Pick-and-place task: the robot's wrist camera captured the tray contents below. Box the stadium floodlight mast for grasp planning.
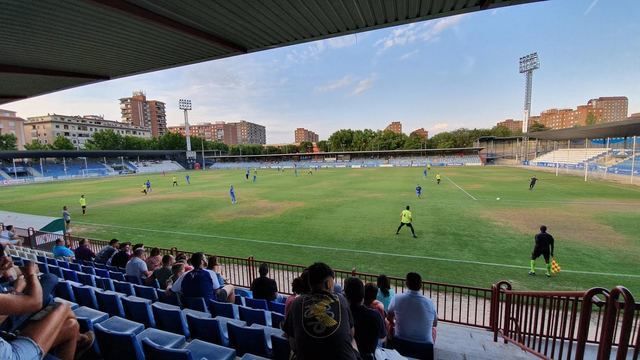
[519,52,540,134]
[179,99,192,152]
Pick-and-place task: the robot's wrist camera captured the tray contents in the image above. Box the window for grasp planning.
[63,125,68,129]
[55,125,60,128]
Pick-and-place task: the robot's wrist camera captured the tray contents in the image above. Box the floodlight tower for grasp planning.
[179,99,192,152]
[519,53,540,133]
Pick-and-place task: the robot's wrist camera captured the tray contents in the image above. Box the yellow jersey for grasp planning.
[401,210,412,223]
[79,197,86,206]
[436,175,441,180]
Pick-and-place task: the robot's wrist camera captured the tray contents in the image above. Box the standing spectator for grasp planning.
[387,272,437,344]
[74,239,95,262]
[364,283,386,321]
[109,242,131,268]
[146,255,174,289]
[168,253,235,303]
[250,263,278,302]
[0,225,22,247]
[62,206,71,232]
[145,248,162,272]
[52,239,74,259]
[283,262,358,360]
[284,276,307,316]
[166,262,185,290]
[95,239,119,264]
[125,248,152,281]
[344,277,387,360]
[376,275,395,312]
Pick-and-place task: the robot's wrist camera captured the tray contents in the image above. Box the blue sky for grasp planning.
[7,0,640,144]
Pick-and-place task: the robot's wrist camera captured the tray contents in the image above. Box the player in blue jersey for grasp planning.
[146,179,151,193]
[423,168,427,178]
[229,185,237,204]
[416,184,422,198]
[185,174,191,184]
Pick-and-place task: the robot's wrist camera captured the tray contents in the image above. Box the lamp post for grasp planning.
[519,52,540,163]
[179,99,192,152]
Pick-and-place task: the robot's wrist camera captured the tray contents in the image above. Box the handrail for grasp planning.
[598,286,636,360]
[575,287,609,360]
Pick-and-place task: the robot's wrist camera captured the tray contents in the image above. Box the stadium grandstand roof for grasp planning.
[525,118,640,141]
[1,0,541,105]
[210,147,483,159]
[0,149,183,160]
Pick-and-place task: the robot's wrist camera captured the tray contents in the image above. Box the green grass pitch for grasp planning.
[2,166,640,293]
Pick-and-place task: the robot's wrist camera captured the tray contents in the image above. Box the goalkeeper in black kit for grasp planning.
[529,225,554,277]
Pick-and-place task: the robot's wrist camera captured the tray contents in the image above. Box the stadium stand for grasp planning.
[529,148,610,165]
[133,160,184,173]
[608,155,640,175]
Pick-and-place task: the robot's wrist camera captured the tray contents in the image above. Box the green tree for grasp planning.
[491,125,513,137]
[298,141,313,153]
[316,140,330,152]
[404,133,426,149]
[157,132,186,150]
[51,135,75,150]
[586,112,598,126]
[328,129,355,151]
[23,140,50,150]
[529,121,548,132]
[0,134,18,150]
[85,129,124,150]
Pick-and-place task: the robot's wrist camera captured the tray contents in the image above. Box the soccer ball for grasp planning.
[496,197,500,200]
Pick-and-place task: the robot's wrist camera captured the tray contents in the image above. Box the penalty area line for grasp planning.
[74,221,640,279]
[444,175,477,201]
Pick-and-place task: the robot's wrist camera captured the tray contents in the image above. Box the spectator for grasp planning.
[146,255,174,289]
[73,239,95,262]
[95,239,119,264]
[283,262,358,360]
[206,256,226,286]
[165,262,185,290]
[0,225,22,247]
[364,283,386,320]
[132,243,144,252]
[125,248,152,281]
[344,277,387,360]
[0,260,94,360]
[376,275,395,312]
[175,253,193,272]
[168,252,235,303]
[284,276,307,316]
[52,238,74,259]
[387,272,437,344]
[250,263,278,302]
[145,248,162,272]
[109,242,131,268]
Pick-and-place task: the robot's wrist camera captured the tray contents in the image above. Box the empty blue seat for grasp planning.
[241,354,270,360]
[133,284,158,302]
[106,265,120,272]
[73,306,109,354]
[69,263,82,272]
[37,255,47,263]
[77,273,97,287]
[239,306,268,326]
[94,317,145,360]
[110,271,125,281]
[136,327,186,348]
[235,288,253,298]
[47,265,63,278]
[72,285,98,309]
[94,268,110,278]
[54,297,79,310]
[143,338,236,360]
[157,289,180,306]
[152,302,190,337]
[82,260,95,267]
[244,298,269,311]
[37,262,49,274]
[209,300,237,319]
[95,277,115,292]
[81,265,96,275]
[271,334,290,360]
[183,297,208,312]
[94,263,107,269]
[215,317,247,345]
[186,314,225,346]
[122,296,156,328]
[57,261,69,269]
[125,275,142,285]
[271,312,284,329]
[113,281,135,296]
[268,301,285,315]
[228,322,270,357]
[235,296,245,306]
[390,336,434,360]
[61,268,79,282]
[54,281,76,302]
[95,290,126,317]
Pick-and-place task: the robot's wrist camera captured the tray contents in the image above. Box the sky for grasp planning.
[5,0,640,144]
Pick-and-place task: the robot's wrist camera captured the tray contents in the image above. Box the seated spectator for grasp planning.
[0,225,22,247]
[73,239,95,262]
[95,239,119,264]
[284,276,308,316]
[125,248,152,281]
[364,283,386,320]
[52,238,74,259]
[108,242,131,268]
[0,260,93,360]
[165,262,185,290]
[168,252,235,303]
[175,253,193,272]
[146,254,174,289]
[387,272,437,344]
[145,248,162,272]
[344,277,387,360]
[283,262,359,360]
[206,256,226,285]
[250,263,278,302]
[376,275,395,312]
[132,243,145,252]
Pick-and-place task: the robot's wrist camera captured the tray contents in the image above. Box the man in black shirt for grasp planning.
[529,176,538,190]
[283,262,358,360]
[529,225,555,277]
[250,263,278,302]
[344,277,386,360]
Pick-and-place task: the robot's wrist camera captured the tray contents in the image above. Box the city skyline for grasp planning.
[4,0,640,144]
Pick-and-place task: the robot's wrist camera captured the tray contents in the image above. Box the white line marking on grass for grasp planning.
[75,221,640,278]
[477,199,640,206]
[444,175,477,201]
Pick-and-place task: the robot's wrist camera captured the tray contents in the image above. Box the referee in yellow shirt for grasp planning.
[396,205,417,238]
[79,194,87,215]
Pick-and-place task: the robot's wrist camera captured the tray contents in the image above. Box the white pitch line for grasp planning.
[444,175,477,201]
[75,221,640,279]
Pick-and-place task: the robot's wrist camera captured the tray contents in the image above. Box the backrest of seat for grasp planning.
[142,338,192,360]
[94,322,145,360]
[186,314,223,345]
[151,303,190,337]
[209,300,235,319]
[268,301,285,314]
[271,312,284,329]
[125,274,142,285]
[113,281,135,296]
[47,265,63,278]
[54,281,76,302]
[81,265,96,275]
[69,263,82,272]
[77,273,97,287]
[72,285,98,309]
[271,334,291,360]
[239,306,267,326]
[122,296,156,328]
[61,267,79,282]
[110,271,125,281]
[245,298,269,311]
[227,322,269,357]
[183,297,208,312]
[134,284,158,302]
[95,291,125,317]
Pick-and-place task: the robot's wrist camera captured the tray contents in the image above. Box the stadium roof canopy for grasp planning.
[1,0,541,105]
[0,149,183,160]
[525,118,640,141]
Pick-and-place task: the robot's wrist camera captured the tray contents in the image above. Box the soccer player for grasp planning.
[79,195,87,215]
[396,205,417,238]
[146,179,151,192]
[423,168,427,178]
[253,173,257,183]
[229,185,237,204]
[62,206,71,230]
[185,174,191,184]
[427,164,431,171]
[435,174,441,185]
[529,176,538,190]
[529,225,555,277]
[172,176,178,187]
[142,184,147,195]
[415,184,422,198]
[246,168,250,180]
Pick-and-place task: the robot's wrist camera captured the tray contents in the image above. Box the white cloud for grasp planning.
[375,14,466,53]
[286,34,358,64]
[351,77,375,96]
[584,0,599,15]
[316,75,355,92]
[399,50,420,60]
[430,123,449,133]
[326,35,357,48]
